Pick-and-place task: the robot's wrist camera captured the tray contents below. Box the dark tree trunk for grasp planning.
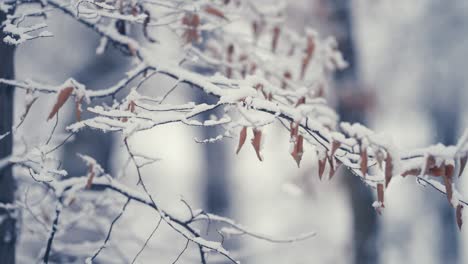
[0,10,17,264]
[326,1,379,263]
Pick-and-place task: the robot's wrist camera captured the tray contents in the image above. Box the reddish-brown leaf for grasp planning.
[429,166,445,177]
[460,155,467,177]
[272,26,280,53]
[295,96,306,107]
[330,141,341,157]
[327,141,341,179]
[48,86,74,121]
[128,100,136,113]
[122,100,136,123]
[385,154,393,188]
[300,35,315,80]
[456,205,464,230]
[291,135,304,167]
[327,156,335,179]
[318,156,327,180]
[236,127,247,154]
[251,129,263,161]
[85,164,95,189]
[360,148,368,178]
[377,183,385,206]
[204,6,228,20]
[443,163,453,204]
[182,13,200,44]
[401,168,421,177]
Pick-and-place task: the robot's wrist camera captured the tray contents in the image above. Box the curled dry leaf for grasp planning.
[85,164,95,189]
[204,6,228,20]
[428,165,445,177]
[300,34,315,80]
[401,168,421,177]
[328,141,341,179]
[318,155,327,180]
[251,128,263,161]
[360,148,368,178]
[443,163,453,204]
[236,126,247,154]
[122,100,136,123]
[295,96,306,107]
[456,205,464,230]
[291,135,304,167]
[385,154,393,188]
[182,13,200,44]
[327,157,336,179]
[460,155,467,177]
[330,141,341,157]
[377,183,384,206]
[47,86,74,121]
[272,26,280,53]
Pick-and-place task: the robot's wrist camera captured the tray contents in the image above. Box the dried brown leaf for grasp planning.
[295,96,306,107]
[318,156,327,180]
[85,164,95,189]
[402,168,421,177]
[385,154,393,188]
[460,155,467,177]
[377,183,385,206]
[48,86,74,121]
[272,26,280,53]
[443,163,453,204]
[251,129,263,161]
[236,126,247,154]
[291,135,304,167]
[360,148,368,178]
[182,13,200,44]
[204,6,228,20]
[300,35,315,80]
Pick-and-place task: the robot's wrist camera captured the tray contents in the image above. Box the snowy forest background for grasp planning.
[1,0,468,263]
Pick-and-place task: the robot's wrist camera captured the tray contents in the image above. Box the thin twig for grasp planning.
[88,198,131,262]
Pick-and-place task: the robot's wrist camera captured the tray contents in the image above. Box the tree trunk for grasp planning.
[0,10,17,264]
[326,1,379,263]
